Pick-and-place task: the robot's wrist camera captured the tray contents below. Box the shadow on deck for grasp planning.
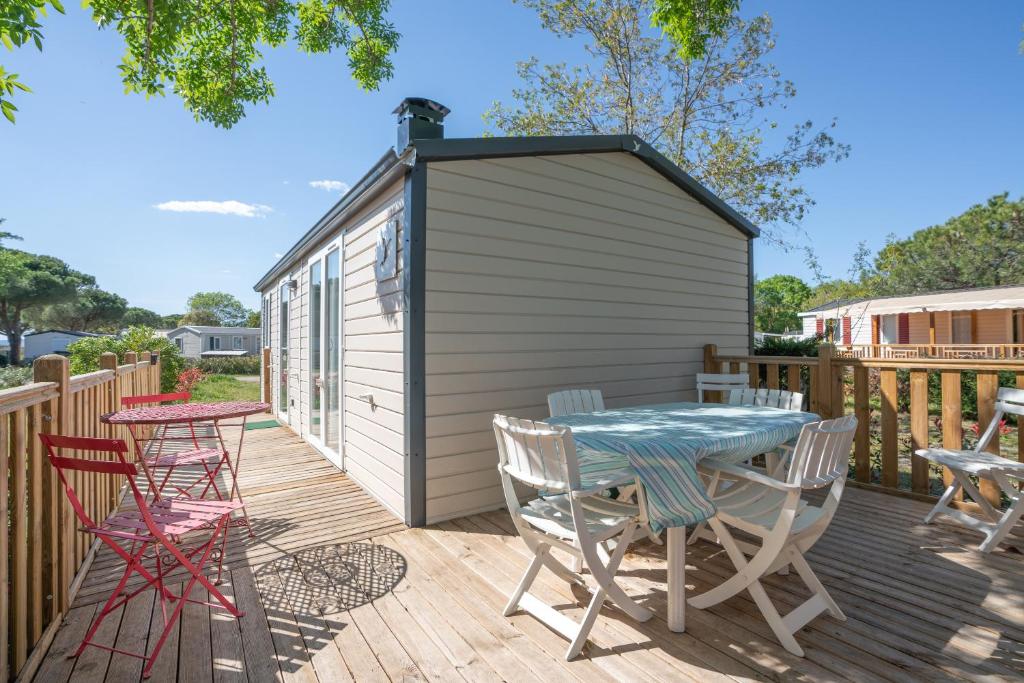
[33,426,1024,682]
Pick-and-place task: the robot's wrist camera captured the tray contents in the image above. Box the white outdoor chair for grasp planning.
[727,387,804,412]
[916,387,1024,553]
[689,387,808,546]
[688,415,857,657]
[696,373,749,403]
[547,388,605,417]
[493,414,653,660]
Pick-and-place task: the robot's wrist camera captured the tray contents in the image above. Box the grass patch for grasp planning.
[190,375,260,403]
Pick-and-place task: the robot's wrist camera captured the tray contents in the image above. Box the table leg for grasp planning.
[667,526,686,632]
[215,417,254,537]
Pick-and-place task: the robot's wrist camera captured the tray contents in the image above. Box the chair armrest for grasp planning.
[571,472,637,499]
[699,460,799,492]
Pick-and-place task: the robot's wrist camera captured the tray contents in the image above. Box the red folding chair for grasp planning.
[121,392,226,500]
[39,433,244,678]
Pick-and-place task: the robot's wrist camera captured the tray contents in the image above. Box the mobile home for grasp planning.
[254,98,759,526]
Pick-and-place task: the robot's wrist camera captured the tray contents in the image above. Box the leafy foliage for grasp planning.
[650,0,738,61]
[175,367,207,393]
[0,0,64,122]
[753,334,820,357]
[5,0,398,127]
[245,309,261,328]
[873,194,1024,295]
[0,244,92,362]
[0,365,32,388]
[121,306,164,328]
[186,355,261,375]
[27,285,128,332]
[66,325,185,392]
[183,291,251,326]
[485,0,849,243]
[754,274,811,333]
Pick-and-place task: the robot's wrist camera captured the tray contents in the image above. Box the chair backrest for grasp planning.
[121,391,190,408]
[38,434,138,529]
[547,389,605,417]
[974,387,1024,454]
[493,415,580,498]
[696,373,749,403]
[728,388,804,411]
[786,415,857,489]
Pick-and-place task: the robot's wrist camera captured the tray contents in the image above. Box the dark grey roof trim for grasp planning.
[412,134,759,238]
[253,133,760,292]
[25,330,102,338]
[253,149,405,291]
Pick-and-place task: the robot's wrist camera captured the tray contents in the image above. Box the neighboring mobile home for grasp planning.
[24,330,103,361]
[799,284,1024,346]
[254,98,759,526]
[165,326,262,359]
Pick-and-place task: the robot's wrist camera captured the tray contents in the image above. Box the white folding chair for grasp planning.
[689,415,857,656]
[493,415,652,659]
[696,373,749,403]
[727,387,804,412]
[547,389,605,417]
[916,387,1024,553]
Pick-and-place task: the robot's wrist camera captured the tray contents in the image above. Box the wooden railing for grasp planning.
[1,352,160,682]
[836,343,1024,360]
[705,343,1024,510]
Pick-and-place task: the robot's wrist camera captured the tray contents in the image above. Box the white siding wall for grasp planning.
[423,152,751,523]
[260,179,406,520]
[801,316,818,338]
[341,182,406,518]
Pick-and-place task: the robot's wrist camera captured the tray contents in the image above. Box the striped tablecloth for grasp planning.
[549,402,819,532]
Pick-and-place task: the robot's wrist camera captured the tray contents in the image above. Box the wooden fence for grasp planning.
[1,352,160,682]
[706,343,1024,510]
[836,343,1024,360]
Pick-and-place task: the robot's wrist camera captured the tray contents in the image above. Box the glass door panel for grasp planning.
[278,282,289,418]
[325,249,342,456]
[309,261,322,441]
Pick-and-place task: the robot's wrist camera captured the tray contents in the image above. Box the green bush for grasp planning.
[754,335,822,357]
[0,366,32,389]
[67,326,186,393]
[186,355,261,375]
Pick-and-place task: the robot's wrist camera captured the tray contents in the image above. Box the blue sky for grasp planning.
[2,1,1022,314]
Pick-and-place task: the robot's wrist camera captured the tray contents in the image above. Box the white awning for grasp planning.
[200,350,248,357]
[803,285,1024,318]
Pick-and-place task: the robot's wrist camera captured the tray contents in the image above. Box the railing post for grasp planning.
[976,371,1002,506]
[816,344,834,418]
[100,352,119,428]
[909,369,929,494]
[32,355,71,616]
[262,346,272,411]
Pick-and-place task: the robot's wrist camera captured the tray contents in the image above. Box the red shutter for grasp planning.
[898,313,910,344]
[815,318,824,335]
[842,317,852,344]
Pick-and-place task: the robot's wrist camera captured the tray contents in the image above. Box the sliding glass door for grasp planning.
[278,280,290,421]
[308,243,343,468]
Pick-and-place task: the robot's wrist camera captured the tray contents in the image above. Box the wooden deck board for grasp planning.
[33,425,1024,682]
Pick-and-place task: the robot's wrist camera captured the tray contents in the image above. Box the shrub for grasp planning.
[185,355,261,375]
[176,367,207,393]
[0,366,32,389]
[67,326,186,393]
[754,335,822,357]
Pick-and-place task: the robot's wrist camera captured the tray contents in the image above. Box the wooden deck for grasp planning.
[33,425,1024,682]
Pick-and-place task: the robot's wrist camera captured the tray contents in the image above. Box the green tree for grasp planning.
[245,309,261,328]
[651,0,739,60]
[160,313,185,328]
[122,306,164,328]
[2,0,399,127]
[0,247,92,363]
[754,274,811,333]
[485,0,848,244]
[183,291,250,326]
[27,285,128,332]
[873,194,1024,295]
[67,325,185,393]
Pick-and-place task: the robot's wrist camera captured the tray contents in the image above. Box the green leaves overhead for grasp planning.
[650,0,739,61]
[754,274,812,334]
[4,0,398,127]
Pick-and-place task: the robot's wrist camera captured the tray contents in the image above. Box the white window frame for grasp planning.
[174,337,183,351]
[232,335,243,350]
[209,336,221,351]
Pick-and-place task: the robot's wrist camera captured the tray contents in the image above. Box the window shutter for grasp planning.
[815,318,824,335]
[842,317,852,344]
[898,313,910,344]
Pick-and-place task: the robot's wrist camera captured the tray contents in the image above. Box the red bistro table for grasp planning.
[101,401,269,535]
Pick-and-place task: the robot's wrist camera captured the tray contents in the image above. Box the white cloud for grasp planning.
[309,179,350,194]
[273,252,284,259]
[154,200,272,218]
